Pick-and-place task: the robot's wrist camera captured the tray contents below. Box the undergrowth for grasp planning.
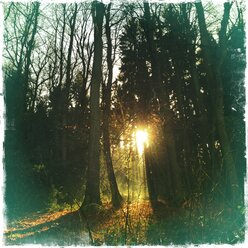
[4,199,245,246]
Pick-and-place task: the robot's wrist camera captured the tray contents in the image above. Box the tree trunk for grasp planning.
[23,2,40,109]
[81,1,104,208]
[143,1,184,204]
[62,4,78,168]
[144,147,157,207]
[102,3,123,208]
[195,1,240,203]
[215,71,240,200]
[102,120,123,208]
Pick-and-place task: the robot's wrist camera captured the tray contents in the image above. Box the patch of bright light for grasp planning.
[135,130,149,156]
[120,135,124,149]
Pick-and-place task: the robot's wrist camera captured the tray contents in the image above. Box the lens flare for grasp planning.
[135,130,149,156]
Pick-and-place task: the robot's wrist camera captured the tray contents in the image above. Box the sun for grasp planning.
[135,129,149,156]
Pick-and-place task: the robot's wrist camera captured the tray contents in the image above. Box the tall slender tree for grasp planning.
[143,1,184,205]
[102,2,123,208]
[195,1,240,203]
[81,0,105,208]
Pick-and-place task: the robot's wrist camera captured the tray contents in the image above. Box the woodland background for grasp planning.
[3,0,246,245]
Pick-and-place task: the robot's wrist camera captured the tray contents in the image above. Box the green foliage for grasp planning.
[33,163,45,173]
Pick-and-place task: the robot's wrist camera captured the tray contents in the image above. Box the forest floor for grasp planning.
[4,200,245,246]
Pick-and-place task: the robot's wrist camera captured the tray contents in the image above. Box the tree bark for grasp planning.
[81,1,105,208]
[195,1,240,203]
[144,146,157,207]
[102,2,123,208]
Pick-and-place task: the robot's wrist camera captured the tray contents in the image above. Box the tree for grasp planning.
[75,2,94,111]
[4,2,40,125]
[102,2,123,208]
[142,1,185,205]
[81,0,105,208]
[195,0,240,203]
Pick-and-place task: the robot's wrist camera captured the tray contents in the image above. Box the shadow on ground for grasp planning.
[4,200,245,246]
[5,209,90,246]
